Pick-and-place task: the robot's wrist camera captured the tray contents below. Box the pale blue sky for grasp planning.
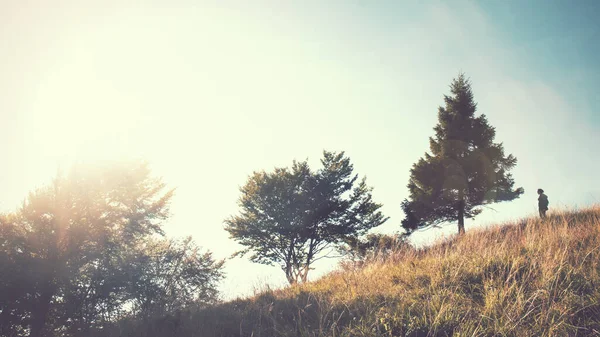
[1,1,598,299]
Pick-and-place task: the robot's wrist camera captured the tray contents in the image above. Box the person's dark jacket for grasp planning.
[538,193,549,211]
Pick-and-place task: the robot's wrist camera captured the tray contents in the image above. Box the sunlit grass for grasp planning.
[94,206,600,337]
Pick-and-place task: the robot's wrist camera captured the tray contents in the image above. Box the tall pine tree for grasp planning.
[402,73,523,235]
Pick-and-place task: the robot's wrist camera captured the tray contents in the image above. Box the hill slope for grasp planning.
[95,207,600,337]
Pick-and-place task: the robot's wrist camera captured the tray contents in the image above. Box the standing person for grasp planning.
[537,188,549,218]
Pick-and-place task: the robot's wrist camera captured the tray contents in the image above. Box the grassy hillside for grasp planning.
[94,206,600,337]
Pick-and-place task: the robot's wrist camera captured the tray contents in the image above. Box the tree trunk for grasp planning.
[457,199,465,235]
[300,266,309,283]
[284,265,297,285]
[284,243,297,285]
[30,290,53,337]
[300,239,315,283]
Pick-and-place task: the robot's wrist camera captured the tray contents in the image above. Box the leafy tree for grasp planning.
[126,236,224,318]
[225,151,388,284]
[17,162,175,337]
[402,74,524,235]
[0,161,223,337]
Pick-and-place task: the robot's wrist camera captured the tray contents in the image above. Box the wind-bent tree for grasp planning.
[225,151,388,284]
[402,74,523,235]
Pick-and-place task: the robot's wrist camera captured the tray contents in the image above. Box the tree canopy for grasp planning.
[225,151,388,284]
[0,161,223,337]
[402,74,524,235]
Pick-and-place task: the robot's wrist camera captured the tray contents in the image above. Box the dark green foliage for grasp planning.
[402,74,524,234]
[0,162,223,337]
[225,150,388,284]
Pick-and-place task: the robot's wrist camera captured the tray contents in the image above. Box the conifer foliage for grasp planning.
[402,74,524,235]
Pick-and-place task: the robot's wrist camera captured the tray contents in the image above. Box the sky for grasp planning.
[1,0,599,299]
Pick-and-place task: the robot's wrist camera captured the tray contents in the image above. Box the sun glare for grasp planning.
[29,64,144,167]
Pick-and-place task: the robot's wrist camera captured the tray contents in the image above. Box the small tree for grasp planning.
[402,74,523,235]
[225,151,388,284]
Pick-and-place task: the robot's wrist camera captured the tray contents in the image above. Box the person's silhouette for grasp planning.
[537,188,549,218]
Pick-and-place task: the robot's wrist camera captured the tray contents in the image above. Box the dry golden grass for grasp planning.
[94,206,600,337]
